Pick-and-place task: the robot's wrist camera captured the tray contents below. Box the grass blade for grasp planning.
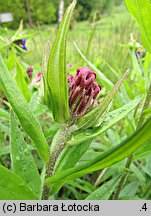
[85,175,121,200]
[74,41,114,90]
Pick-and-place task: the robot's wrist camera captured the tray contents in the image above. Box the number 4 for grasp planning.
[142,203,147,211]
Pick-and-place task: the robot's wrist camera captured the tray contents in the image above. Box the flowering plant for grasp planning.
[0,0,150,200]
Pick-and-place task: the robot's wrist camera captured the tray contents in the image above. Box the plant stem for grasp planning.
[113,82,151,200]
[137,83,151,128]
[94,168,107,187]
[112,155,133,200]
[142,181,151,199]
[41,126,69,200]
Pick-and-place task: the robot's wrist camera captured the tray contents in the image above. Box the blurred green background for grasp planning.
[0,0,139,76]
[1,0,123,28]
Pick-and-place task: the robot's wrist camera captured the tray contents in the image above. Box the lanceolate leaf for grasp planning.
[0,54,49,163]
[54,140,92,173]
[0,165,38,200]
[50,140,92,195]
[10,112,41,198]
[133,139,151,160]
[85,175,121,200]
[47,0,76,123]
[45,117,151,185]
[0,145,35,156]
[125,0,151,54]
[68,96,142,145]
[75,69,130,130]
[16,61,31,102]
[0,108,9,120]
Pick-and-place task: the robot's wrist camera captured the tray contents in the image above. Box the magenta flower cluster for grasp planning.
[26,66,42,84]
[68,66,101,118]
[26,66,33,79]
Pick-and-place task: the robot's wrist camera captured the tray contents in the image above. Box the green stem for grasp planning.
[142,181,151,199]
[112,155,133,200]
[113,83,151,200]
[137,83,151,128]
[41,126,69,200]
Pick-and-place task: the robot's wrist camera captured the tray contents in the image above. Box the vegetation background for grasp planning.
[0,0,123,28]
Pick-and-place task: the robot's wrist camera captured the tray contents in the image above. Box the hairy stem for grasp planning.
[41,126,69,200]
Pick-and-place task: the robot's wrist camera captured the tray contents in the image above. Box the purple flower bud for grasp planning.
[68,66,101,118]
[26,66,34,79]
[67,63,72,68]
[32,72,42,84]
[68,74,74,96]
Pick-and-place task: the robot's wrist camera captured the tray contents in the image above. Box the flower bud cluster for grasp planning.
[68,66,101,118]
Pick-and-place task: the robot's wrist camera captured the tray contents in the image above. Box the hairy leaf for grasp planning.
[46,0,76,123]
[69,96,142,145]
[0,54,49,163]
[50,141,92,195]
[0,165,38,200]
[10,112,41,198]
[45,117,151,185]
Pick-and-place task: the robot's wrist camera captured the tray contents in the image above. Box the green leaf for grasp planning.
[125,0,151,54]
[66,179,95,194]
[0,165,38,200]
[133,139,151,160]
[0,145,10,156]
[68,96,142,145]
[0,145,35,156]
[10,111,41,198]
[119,196,141,200]
[74,41,114,90]
[119,181,140,198]
[11,20,24,41]
[54,140,92,172]
[75,69,130,130]
[0,123,9,134]
[131,164,146,185]
[50,140,92,195]
[45,117,151,185]
[16,61,31,102]
[85,175,121,200]
[0,108,9,120]
[0,54,49,163]
[46,0,76,123]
